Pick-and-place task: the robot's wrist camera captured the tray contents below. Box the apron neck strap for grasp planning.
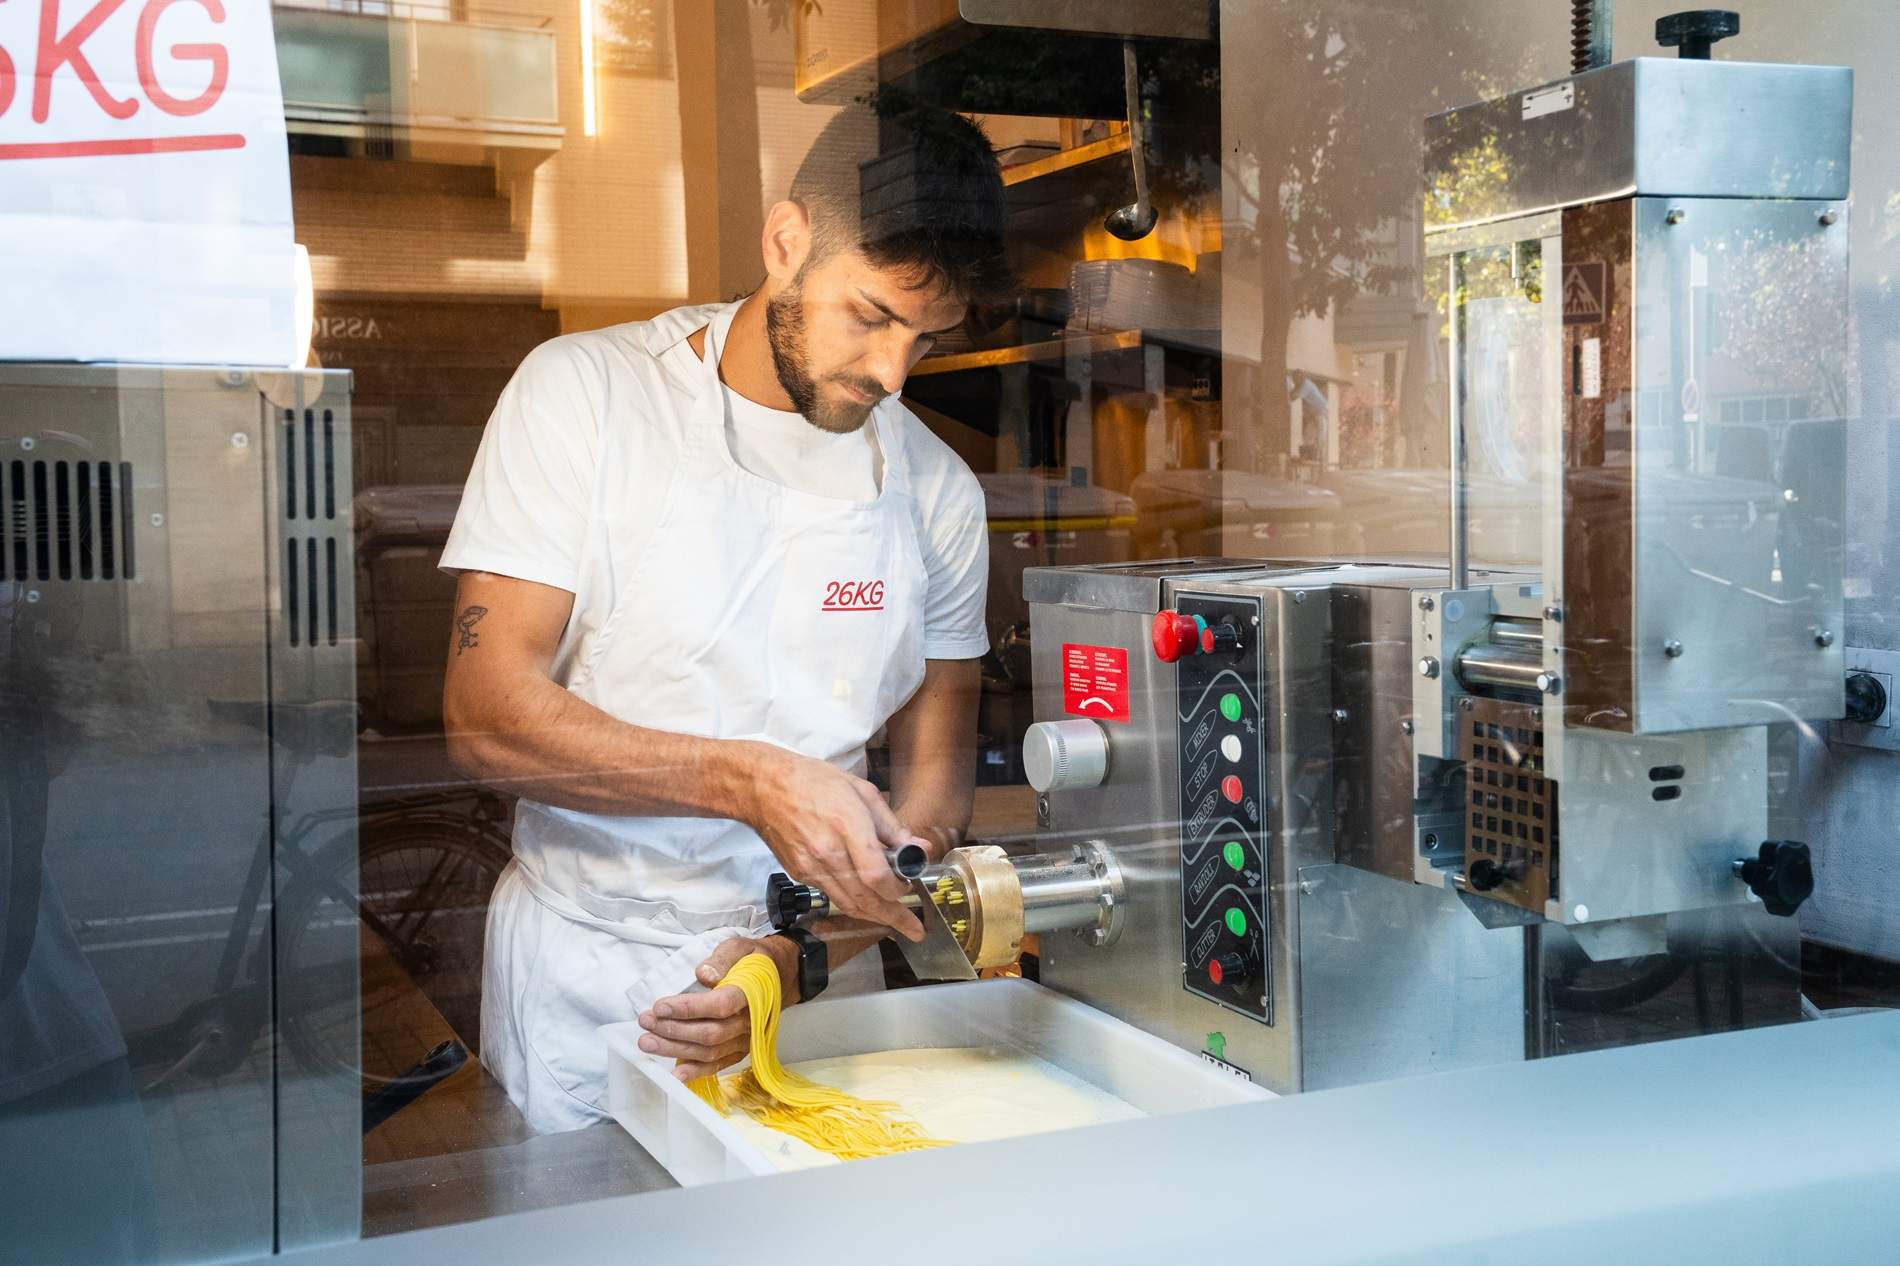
[699,301,740,376]
[697,298,903,476]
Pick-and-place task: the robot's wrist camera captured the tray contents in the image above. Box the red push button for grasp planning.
[1208,952,1246,986]
[1151,610,1202,663]
[1221,775,1244,804]
[1200,622,1243,655]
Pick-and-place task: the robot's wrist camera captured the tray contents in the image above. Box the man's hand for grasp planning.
[744,748,924,941]
[636,936,799,1081]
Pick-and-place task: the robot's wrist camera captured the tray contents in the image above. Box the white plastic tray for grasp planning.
[602,977,1273,1186]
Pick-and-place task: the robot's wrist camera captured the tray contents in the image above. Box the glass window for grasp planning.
[3,1,1896,1259]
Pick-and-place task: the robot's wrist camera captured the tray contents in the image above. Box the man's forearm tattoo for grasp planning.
[455,605,489,655]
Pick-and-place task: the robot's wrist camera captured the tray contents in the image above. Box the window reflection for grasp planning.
[2,623,158,1265]
[2,0,1899,1256]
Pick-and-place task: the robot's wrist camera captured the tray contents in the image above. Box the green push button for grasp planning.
[1224,907,1248,937]
[1222,841,1246,871]
[1219,692,1243,722]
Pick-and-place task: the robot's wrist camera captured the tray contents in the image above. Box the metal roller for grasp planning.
[1488,620,1543,649]
[1456,638,1543,695]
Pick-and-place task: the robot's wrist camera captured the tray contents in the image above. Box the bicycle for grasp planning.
[127,710,513,1107]
[279,784,514,1087]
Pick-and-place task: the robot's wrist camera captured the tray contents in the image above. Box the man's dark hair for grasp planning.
[789,100,1014,309]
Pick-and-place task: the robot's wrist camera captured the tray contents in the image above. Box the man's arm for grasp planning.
[635,657,984,1073]
[442,570,921,935]
[884,657,982,858]
[635,917,882,1080]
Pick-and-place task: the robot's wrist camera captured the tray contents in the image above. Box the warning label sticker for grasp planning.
[1563,260,1607,325]
[1061,643,1130,723]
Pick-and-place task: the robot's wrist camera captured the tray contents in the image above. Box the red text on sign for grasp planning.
[1,0,242,157]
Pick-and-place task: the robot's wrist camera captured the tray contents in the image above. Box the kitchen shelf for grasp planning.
[1001,134,1135,234]
[1001,133,1131,189]
[910,327,1217,377]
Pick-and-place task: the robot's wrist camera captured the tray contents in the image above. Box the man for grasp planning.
[441,103,1012,1133]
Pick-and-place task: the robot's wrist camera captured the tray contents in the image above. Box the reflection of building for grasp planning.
[1336,209,1439,474]
[276,1,571,474]
[269,1,847,732]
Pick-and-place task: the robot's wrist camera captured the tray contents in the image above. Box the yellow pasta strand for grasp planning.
[682,953,951,1161]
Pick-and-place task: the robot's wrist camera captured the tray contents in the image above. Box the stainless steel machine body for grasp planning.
[758,48,1832,1095]
[1409,50,1851,949]
[1427,58,1849,735]
[1024,561,1525,1092]
[1,365,359,1254]
[1003,51,1837,1090]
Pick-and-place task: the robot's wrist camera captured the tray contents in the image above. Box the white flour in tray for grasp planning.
[721,1045,1143,1172]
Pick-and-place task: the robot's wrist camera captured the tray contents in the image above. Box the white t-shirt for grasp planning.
[722,382,883,501]
[441,304,990,685]
[664,336,887,502]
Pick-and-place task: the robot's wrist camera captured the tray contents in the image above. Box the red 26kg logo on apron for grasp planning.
[822,580,886,612]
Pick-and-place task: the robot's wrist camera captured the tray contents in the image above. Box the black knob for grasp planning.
[1467,857,1508,892]
[767,872,828,929]
[1844,672,1888,725]
[1200,621,1244,656]
[1207,952,1248,987]
[1735,841,1814,918]
[1656,10,1740,59]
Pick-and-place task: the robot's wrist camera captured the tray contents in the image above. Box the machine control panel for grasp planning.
[1167,594,1270,1023]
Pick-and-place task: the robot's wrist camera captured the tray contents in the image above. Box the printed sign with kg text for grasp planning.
[0,1,297,365]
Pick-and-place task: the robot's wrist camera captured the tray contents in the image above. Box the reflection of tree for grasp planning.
[1339,379,1396,467]
[1458,241,1546,483]
[1425,131,1513,233]
[1223,2,1542,472]
[1421,130,1532,342]
[598,0,664,66]
[599,1,815,67]
[1714,228,1856,419]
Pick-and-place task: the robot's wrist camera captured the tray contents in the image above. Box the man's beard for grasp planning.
[765,278,881,435]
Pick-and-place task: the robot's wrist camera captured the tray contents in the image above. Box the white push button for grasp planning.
[1220,734,1243,763]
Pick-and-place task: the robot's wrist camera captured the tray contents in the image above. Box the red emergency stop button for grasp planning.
[1221,775,1244,804]
[1151,610,1202,663]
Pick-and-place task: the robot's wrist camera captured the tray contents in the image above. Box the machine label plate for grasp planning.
[1175,593,1270,1024]
[1198,1050,1254,1082]
[1062,643,1131,722]
[1521,82,1574,121]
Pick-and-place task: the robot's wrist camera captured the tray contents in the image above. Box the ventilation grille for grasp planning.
[281,407,340,648]
[0,459,136,583]
[1461,696,1559,913]
[1649,763,1687,803]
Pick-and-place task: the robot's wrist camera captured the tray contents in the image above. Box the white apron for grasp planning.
[482,302,929,1133]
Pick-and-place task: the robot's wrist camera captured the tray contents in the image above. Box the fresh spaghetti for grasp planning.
[683,953,951,1160]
